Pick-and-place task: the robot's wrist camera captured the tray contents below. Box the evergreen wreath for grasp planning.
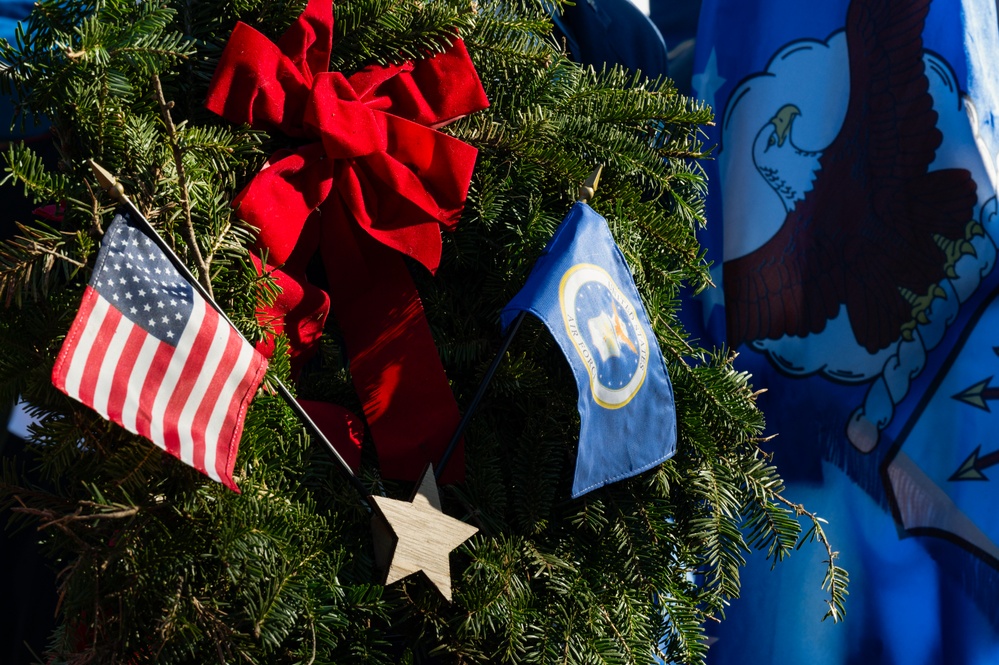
[0,0,847,662]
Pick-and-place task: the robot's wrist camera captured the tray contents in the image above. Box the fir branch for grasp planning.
[686,460,749,612]
[0,141,69,203]
[152,72,212,296]
[331,0,474,70]
[776,493,850,622]
[12,497,140,528]
[0,222,88,306]
[82,177,105,236]
[465,0,557,69]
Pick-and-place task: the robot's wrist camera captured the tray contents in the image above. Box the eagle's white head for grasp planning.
[752,104,822,212]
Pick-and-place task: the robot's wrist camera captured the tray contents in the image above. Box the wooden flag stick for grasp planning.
[87,160,370,503]
[434,166,604,480]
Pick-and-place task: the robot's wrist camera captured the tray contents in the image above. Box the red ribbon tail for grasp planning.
[320,197,463,484]
[298,399,365,471]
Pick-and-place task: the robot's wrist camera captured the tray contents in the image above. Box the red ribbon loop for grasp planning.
[206,5,488,272]
[207,0,489,483]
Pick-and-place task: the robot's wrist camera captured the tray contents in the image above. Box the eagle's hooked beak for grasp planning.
[769,104,801,147]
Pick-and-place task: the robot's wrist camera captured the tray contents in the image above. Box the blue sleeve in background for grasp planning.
[550,0,670,83]
[647,0,702,94]
[0,0,49,140]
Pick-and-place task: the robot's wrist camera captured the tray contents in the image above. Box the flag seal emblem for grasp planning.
[559,263,649,409]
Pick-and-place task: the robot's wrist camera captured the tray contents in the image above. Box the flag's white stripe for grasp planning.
[148,298,207,448]
[119,335,163,434]
[62,296,112,400]
[202,334,258,482]
[90,315,134,419]
[176,308,232,469]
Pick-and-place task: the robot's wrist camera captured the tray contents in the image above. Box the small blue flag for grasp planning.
[501,202,677,497]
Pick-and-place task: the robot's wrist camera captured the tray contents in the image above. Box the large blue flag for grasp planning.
[685,0,999,662]
[501,202,677,497]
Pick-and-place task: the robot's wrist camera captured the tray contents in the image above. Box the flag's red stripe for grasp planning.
[76,306,123,407]
[217,351,267,492]
[161,305,220,457]
[190,324,244,476]
[105,324,150,426]
[134,342,175,441]
[52,288,100,391]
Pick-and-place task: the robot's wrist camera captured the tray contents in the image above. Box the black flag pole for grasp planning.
[434,310,525,480]
[434,166,603,480]
[88,160,371,503]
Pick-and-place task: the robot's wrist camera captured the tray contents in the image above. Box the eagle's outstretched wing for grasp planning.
[725,0,976,353]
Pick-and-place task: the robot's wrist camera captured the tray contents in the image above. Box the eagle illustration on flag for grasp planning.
[52,211,268,491]
[714,0,997,450]
[724,0,978,356]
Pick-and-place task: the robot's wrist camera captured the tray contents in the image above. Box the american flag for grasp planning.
[52,211,267,491]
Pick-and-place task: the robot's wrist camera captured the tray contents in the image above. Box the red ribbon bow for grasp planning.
[206,0,489,482]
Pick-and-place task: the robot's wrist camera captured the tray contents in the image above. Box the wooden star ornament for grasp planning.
[370,464,478,602]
